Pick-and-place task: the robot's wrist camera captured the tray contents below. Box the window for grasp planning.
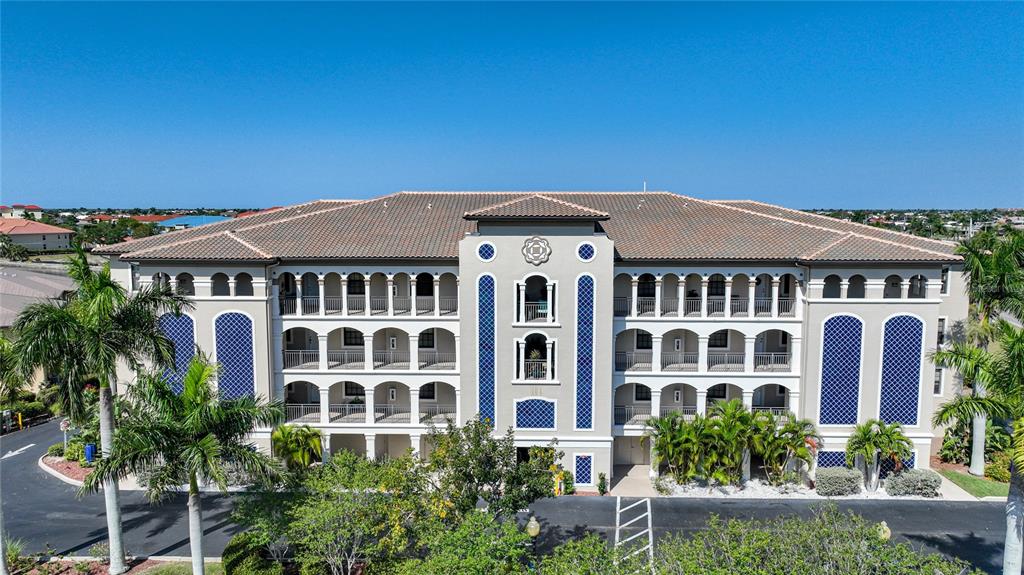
[933,368,944,396]
[941,267,949,295]
[709,331,728,348]
[708,384,727,399]
[419,329,435,348]
[635,332,652,350]
[673,338,682,352]
[937,318,946,346]
[673,389,681,403]
[343,329,364,347]
[388,387,397,401]
[637,277,656,298]
[419,382,435,400]
[634,384,651,402]
[344,382,364,397]
[708,277,726,297]
[389,336,397,350]
[348,278,366,295]
[779,332,789,347]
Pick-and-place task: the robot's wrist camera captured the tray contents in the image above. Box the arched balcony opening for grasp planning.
[284,381,320,422]
[518,275,554,323]
[661,383,698,419]
[278,273,297,314]
[847,275,866,298]
[706,274,727,316]
[661,328,699,371]
[327,381,367,423]
[614,383,653,425]
[369,273,389,315]
[707,329,745,371]
[438,273,459,315]
[753,329,793,372]
[754,273,774,316]
[615,329,653,372]
[417,328,456,370]
[372,328,410,370]
[374,381,411,423]
[516,333,553,380]
[392,272,412,316]
[346,273,367,315]
[283,327,319,369]
[730,273,750,317]
[777,274,797,316]
[661,273,680,316]
[682,273,703,316]
[417,381,458,424]
[234,273,253,296]
[752,384,792,421]
[211,273,230,296]
[323,273,343,314]
[300,272,320,314]
[908,274,927,299]
[414,273,435,314]
[706,383,743,411]
[326,327,366,370]
[823,275,842,299]
[636,273,657,316]
[883,274,903,299]
[174,273,195,296]
[612,273,633,317]
[152,272,171,290]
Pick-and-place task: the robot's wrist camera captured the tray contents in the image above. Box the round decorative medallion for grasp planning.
[522,236,552,266]
[477,242,496,262]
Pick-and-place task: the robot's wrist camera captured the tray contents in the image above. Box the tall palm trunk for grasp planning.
[98,385,126,575]
[1005,462,1023,575]
[1,494,9,575]
[970,412,987,475]
[188,474,206,575]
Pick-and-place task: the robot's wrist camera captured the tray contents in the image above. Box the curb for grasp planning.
[980,496,1007,502]
[37,454,84,487]
[46,555,223,563]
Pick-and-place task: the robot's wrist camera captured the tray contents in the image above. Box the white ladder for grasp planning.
[614,496,654,568]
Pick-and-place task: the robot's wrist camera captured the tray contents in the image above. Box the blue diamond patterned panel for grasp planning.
[817,451,847,468]
[880,453,916,479]
[879,315,924,426]
[478,275,496,424]
[575,275,594,429]
[159,313,194,394]
[215,313,254,399]
[819,315,863,425]
[577,243,595,261]
[478,243,495,261]
[516,399,556,429]
[575,455,593,485]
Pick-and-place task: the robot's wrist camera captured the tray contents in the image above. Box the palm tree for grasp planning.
[82,357,284,575]
[13,245,189,574]
[272,424,323,471]
[844,419,912,492]
[955,229,1024,475]
[751,412,821,485]
[707,399,753,485]
[934,321,1024,575]
[0,336,26,406]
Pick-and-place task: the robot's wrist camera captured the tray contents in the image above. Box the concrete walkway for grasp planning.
[939,473,987,501]
[609,465,659,497]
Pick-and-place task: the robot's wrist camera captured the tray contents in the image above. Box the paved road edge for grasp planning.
[37,455,84,487]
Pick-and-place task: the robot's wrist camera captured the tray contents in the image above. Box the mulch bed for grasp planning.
[42,455,92,483]
[930,455,971,474]
[14,557,163,575]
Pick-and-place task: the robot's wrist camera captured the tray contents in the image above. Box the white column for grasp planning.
[697,336,709,373]
[654,277,663,318]
[409,276,418,315]
[651,335,663,373]
[650,388,662,419]
[840,279,849,299]
[410,387,421,425]
[410,433,422,458]
[788,391,801,417]
[748,278,757,313]
[455,388,462,424]
[273,333,284,372]
[319,387,330,424]
[630,277,639,317]
[364,335,374,371]
[271,283,281,319]
[318,334,329,371]
[518,340,525,380]
[364,433,376,460]
[433,277,441,317]
[386,276,394,316]
[453,334,461,372]
[744,336,756,373]
[700,279,709,318]
[228,279,236,297]
[545,339,554,380]
[696,390,708,415]
[364,274,371,315]
[365,387,376,425]
[341,276,349,315]
[770,278,780,318]
[318,278,326,316]
[410,335,420,371]
[321,432,331,463]
[900,279,911,299]
[678,277,687,314]
[518,283,526,323]
[789,337,802,374]
[724,276,733,318]
[742,389,754,409]
[295,277,304,316]
[546,282,555,323]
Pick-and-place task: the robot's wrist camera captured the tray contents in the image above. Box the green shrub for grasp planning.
[561,470,575,495]
[64,441,85,463]
[815,468,862,496]
[597,472,608,495]
[223,532,282,575]
[985,451,1011,483]
[7,400,47,418]
[46,443,65,457]
[938,419,1011,464]
[884,469,942,497]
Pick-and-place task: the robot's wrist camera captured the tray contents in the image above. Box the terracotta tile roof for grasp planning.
[129,214,178,223]
[237,207,284,218]
[0,218,75,236]
[465,194,610,220]
[103,192,960,263]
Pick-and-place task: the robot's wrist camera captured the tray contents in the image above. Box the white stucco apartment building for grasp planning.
[96,192,968,486]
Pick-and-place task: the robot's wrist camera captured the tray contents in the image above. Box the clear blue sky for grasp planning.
[2,2,1022,209]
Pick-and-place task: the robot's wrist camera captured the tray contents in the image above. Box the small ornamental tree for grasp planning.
[393,510,531,575]
[844,419,912,492]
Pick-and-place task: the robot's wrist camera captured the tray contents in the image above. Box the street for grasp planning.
[0,421,1009,573]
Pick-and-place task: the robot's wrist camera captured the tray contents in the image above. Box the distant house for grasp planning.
[158,215,231,229]
[0,204,44,219]
[237,207,284,218]
[129,214,179,224]
[0,218,75,251]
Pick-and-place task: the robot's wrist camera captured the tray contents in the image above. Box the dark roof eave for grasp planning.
[464,215,610,222]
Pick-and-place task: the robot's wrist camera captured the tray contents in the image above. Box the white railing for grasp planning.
[661,352,698,371]
[706,296,725,316]
[613,297,631,317]
[754,352,791,372]
[329,403,366,423]
[347,295,366,314]
[327,350,364,369]
[636,296,656,316]
[730,299,749,316]
[373,350,410,369]
[301,296,319,315]
[754,297,772,316]
[283,350,319,369]
[615,351,652,372]
[614,405,652,425]
[660,405,697,419]
[325,296,345,314]
[523,359,548,380]
[286,403,320,422]
[374,405,410,423]
[778,298,796,317]
[707,352,745,371]
[683,297,701,316]
[661,297,679,316]
[415,296,434,314]
[439,297,458,315]
[419,351,456,370]
[523,301,549,322]
[421,404,457,424]
[393,296,411,315]
[279,297,297,315]
[752,407,790,421]
[370,296,388,315]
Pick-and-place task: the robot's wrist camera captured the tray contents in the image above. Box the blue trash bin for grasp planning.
[84,443,96,463]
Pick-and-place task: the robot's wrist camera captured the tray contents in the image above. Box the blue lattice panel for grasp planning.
[478,243,495,260]
[575,455,593,485]
[880,453,916,479]
[516,399,555,429]
[577,243,595,261]
[819,315,863,425]
[215,313,254,399]
[575,275,594,429]
[477,275,496,424]
[817,451,847,468]
[879,315,924,426]
[159,313,194,394]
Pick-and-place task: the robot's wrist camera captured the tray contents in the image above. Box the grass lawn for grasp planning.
[939,469,1009,498]
[142,563,224,575]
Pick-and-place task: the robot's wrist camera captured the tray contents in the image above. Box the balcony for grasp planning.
[706,296,726,317]
[753,297,772,317]
[751,406,790,422]
[636,296,656,316]
[373,405,411,423]
[730,298,749,317]
[683,297,701,317]
[283,350,319,370]
[326,350,365,370]
[523,302,550,323]
[660,405,697,419]
[347,294,367,315]
[329,403,367,423]
[660,297,679,317]
[778,298,796,317]
[420,404,457,424]
[393,296,412,316]
[707,352,745,372]
[373,350,410,370]
[660,352,698,372]
[614,404,652,425]
[523,359,549,380]
[613,297,631,317]
[286,403,320,423]
[419,351,456,370]
[753,352,791,372]
[615,351,653,372]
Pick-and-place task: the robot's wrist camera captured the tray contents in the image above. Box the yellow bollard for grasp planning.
[18,412,23,430]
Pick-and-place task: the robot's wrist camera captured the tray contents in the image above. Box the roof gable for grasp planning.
[464,194,610,220]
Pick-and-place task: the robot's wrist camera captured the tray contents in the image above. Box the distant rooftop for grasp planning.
[0,266,75,328]
[158,215,232,228]
[0,217,74,236]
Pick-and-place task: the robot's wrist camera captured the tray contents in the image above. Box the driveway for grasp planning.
[1,421,1010,573]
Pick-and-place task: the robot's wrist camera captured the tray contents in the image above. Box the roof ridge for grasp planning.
[803,233,856,260]
[225,230,272,259]
[399,190,673,195]
[125,230,241,257]
[697,198,957,259]
[531,194,610,215]
[463,193,609,218]
[231,195,383,234]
